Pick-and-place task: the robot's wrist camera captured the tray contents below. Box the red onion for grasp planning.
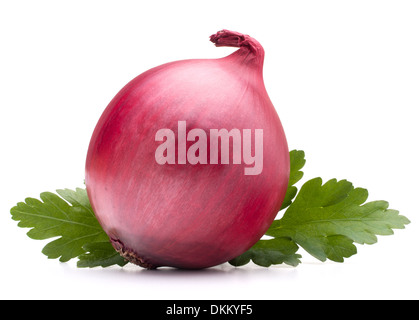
[85,30,289,269]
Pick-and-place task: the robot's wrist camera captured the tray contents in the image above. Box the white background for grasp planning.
[1,0,418,300]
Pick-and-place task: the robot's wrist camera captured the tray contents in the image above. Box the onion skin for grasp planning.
[85,30,289,269]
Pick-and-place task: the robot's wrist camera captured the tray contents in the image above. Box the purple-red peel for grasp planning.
[85,30,289,269]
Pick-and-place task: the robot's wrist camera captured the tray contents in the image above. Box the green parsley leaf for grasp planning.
[229,237,301,267]
[10,188,111,264]
[77,242,128,268]
[267,178,411,262]
[280,150,306,210]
